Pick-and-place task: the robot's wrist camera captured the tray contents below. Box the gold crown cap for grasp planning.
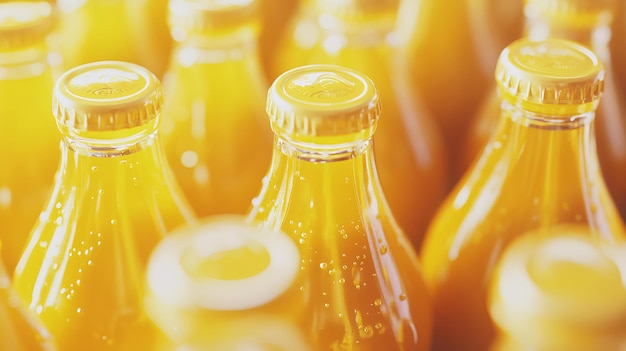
[525,0,616,27]
[495,37,604,116]
[168,0,257,38]
[0,1,56,50]
[53,61,163,132]
[266,64,380,142]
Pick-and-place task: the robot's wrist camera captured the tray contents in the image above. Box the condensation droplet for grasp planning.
[399,294,407,301]
[380,245,388,255]
[39,241,48,248]
[373,299,382,307]
[319,262,328,270]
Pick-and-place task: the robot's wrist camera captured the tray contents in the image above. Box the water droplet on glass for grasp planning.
[399,294,407,301]
[380,245,388,255]
[319,262,328,270]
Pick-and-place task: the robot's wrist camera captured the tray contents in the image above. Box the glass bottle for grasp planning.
[53,0,171,78]
[270,0,448,249]
[488,230,626,351]
[419,37,626,351]
[160,0,273,217]
[0,244,57,351]
[464,0,626,219]
[145,215,311,350]
[0,1,60,275]
[395,0,524,182]
[12,61,196,351]
[248,64,432,350]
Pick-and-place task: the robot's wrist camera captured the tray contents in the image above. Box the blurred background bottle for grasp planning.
[395,0,524,184]
[13,61,196,351]
[53,0,171,78]
[488,231,626,351]
[247,64,433,350]
[420,38,626,351]
[145,216,311,350]
[269,0,448,249]
[258,0,298,79]
[464,0,626,221]
[0,243,57,351]
[0,1,60,275]
[160,0,273,217]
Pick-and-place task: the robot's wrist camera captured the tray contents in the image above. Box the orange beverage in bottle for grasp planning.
[54,0,171,78]
[464,0,626,219]
[488,229,626,351]
[160,0,273,216]
[420,38,626,351]
[0,1,60,274]
[395,0,524,181]
[12,61,196,351]
[271,0,448,249]
[0,244,57,351]
[251,64,431,350]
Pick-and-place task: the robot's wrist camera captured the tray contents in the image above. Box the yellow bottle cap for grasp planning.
[525,0,616,27]
[0,1,56,50]
[489,226,626,344]
[168,0,258,40]
[53,61,163,132]
[266,64,380,144]
[495,37,604,116]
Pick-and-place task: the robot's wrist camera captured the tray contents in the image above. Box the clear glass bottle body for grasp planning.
[161,28,273,216]
[421,100,626,351]
[0,7,60,274]
[244,135,432,350]
[271,1,448,248]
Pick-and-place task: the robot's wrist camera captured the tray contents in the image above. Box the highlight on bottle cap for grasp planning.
[168,0,258,40]
[0,1,56,50]
[53,61,163,132]
[488,226,626,343]
[266,64,380,143]
[525,0,616,27]
[146,215,300,311]
[495,37,604,116]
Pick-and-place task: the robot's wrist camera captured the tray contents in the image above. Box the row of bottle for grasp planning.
[3,35,626,351]
[1,0,626,351]
[5,0,626,271]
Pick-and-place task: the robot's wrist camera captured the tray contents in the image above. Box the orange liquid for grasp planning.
[397,0,524,181]
[271,4,448,249]
[420,106,626,351]
[242,141,432,350]
[160,38,273,216]
[54,0,171,77]
[13,127,195,351]
[0,48,60,274]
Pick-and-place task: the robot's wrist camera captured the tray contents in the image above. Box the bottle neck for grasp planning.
[249,135,386,227]
[171,27,262,66]
[59,120,161,158]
